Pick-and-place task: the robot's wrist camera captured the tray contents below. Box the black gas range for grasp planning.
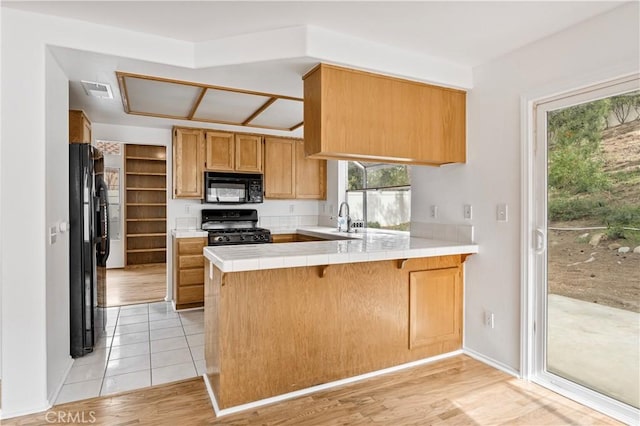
[202,209,272,246]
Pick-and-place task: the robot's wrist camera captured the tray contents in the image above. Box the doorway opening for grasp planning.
[97,141,167,307]
[527,76,639,423]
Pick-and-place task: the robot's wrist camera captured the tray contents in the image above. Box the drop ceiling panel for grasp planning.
[249,98,303,129]
[193,89,270,123]
[125,76,201,117]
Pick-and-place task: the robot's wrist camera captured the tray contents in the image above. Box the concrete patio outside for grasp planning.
[548,294,640,409]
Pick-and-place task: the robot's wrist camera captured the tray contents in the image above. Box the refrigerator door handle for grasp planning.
[96,176,110,262]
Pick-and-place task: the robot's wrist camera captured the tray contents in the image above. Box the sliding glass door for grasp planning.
[532,76,639,422]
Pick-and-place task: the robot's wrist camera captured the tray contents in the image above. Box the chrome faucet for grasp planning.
[337,201,352,232]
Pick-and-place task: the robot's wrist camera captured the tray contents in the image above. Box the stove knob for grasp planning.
[224,236,230,242]
[253,235,259,241]
[259,235,266,240]
[215,236,224,242]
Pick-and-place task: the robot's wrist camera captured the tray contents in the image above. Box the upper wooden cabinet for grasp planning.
[303,63,466,166]
[235,134,263,173]
[173,127,204,199]
[295,139,326,199]
[69,110,92,144]
[264,137,326,200]
[205,131,234,171]
[204,131,263,173]
[264,137,296,199]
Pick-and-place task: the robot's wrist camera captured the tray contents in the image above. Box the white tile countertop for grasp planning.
[204,227,479,273]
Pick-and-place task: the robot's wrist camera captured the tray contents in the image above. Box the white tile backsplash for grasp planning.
[259,215,319,232]
[175,216,198,230]
[411,222,475,244]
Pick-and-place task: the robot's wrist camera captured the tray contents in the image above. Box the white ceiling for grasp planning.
[2,1,627,131]
[3,1,624,67]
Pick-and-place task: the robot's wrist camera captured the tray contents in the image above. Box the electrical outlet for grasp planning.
[430,205,438,218]
[497,203,508,222]
[184,204,190,214]
[289,204,295,213]
[352,220,365,229]
[485,312,495,329]
[464,204,472,220]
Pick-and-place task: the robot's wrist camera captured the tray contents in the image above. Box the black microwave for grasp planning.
[204,172,263,204]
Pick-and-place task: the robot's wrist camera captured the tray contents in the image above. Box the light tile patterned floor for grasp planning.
[56,302,204,405]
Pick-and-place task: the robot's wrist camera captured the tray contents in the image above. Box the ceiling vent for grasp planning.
[81,80,113,99]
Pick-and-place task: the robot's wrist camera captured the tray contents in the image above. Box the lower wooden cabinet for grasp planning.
[409,267,462,349]
[271,233,325,243]
[173,236,206,310]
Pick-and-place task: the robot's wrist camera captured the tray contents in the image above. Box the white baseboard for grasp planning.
[0,402,52,420]
[48,357,74,407]
[463,347,521,378]
[204,349,464,417]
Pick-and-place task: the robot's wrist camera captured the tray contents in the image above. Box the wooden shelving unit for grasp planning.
[124,144,167,266]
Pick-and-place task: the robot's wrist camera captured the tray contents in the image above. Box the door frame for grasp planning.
[520,73,639,424]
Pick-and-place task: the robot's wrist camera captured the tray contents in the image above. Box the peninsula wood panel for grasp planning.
[303,63,466,165]
[295,139,326,199]
[409,267,461,349]
[205,255,465,409]
[234,134,263,172]
[204,131,234,171]
[173,127,204,198]
[264,137,296,198]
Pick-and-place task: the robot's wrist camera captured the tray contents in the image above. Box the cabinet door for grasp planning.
[173,128,204,198]
[205,131,235,171]
[173,237,206,309]
[409,267,461,349]
[264,137,295,199]
[295,140,326,199]
[69,110,91,143]
[235,134,263,172]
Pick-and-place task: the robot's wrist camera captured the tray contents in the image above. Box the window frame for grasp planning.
[344,161,411,229]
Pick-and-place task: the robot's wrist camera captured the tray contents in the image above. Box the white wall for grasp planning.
[1,10,50,416]
[0,8,203,418]
[45,50,73,402]
[411,2,639,372]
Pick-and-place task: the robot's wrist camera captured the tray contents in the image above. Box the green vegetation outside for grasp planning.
[548,91,640,243]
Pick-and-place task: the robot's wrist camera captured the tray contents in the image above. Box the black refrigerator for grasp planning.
[69,144,110,358]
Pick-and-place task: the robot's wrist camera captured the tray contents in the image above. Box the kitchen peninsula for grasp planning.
[203,228,478,413]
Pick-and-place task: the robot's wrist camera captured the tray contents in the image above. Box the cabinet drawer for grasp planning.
[178,239,205,255]
[179,254,204,269]
[178,284,204,304]
[179,268,204,286]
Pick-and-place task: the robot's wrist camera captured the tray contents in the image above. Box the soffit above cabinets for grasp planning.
[116,72,303,131]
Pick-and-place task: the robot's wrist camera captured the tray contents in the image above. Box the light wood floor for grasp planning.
[106,263,166,307]
[4,355,620,425]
